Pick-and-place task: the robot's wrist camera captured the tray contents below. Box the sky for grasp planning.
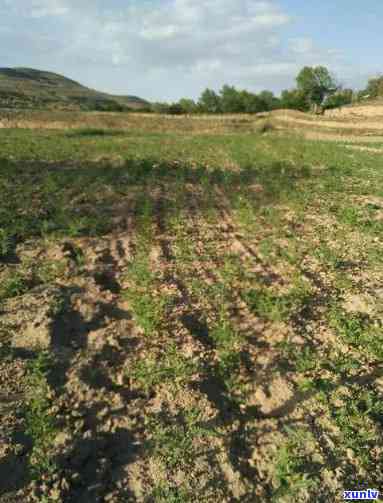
[0,0,382,101]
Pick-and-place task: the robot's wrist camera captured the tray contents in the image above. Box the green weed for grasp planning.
[329,387,383,477]
[151,483,191,503]
[148,408,215,471]
[25,352,58,478]
[277,340,318,373]
[0,270,30,301]
[35,260,67,283]
[123,251,170,335]
[132,343,197,392]
[0,228,11,257]
[273,427,320,501]
[244,279,312,323]
[329,308,383,359]
[125,289,167,336]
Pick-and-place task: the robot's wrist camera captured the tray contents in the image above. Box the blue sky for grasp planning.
[283,1,383,74]
[0,0,381,101]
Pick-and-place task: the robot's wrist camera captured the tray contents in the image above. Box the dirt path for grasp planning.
[300,130,383,143]
[273,113,383,131]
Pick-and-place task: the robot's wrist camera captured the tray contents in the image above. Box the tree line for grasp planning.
[150,66,383,115]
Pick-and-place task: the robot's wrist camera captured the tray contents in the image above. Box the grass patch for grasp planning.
[1,115,383,500]
[244,279,312,323]
[123,251,169,336]
[273,427,320,500]
[25,352,58,479]
[148,408,215,471]
[0,270,30,301]
[329,308,383,360]
[132,343,197,392]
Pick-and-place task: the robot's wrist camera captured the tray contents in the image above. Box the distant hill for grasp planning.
[0,67,149,111]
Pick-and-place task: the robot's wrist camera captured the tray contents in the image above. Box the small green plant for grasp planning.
[234,195,256,229]
[151,483,191,503]
[48,294,68,317]
[245,278,312,323]
[172,225,198,264]
[35,260,67,283]
[330,386,383,474]
[0,228,11,257]
[25,352,58,478]
[209,315,245,399]
[273,427,319,501]
[338,206,361,227]
[298,377,333,396]
[0,270,29,301]
[69,245,86,271]
[135,195,154,243]
[258,238,276,261]
[132,343,197,392]
[126,289,167,336]
[329,307,383,359]
[219,253,245,285]
[325,351,362,375]
[295,347,318,373]
[314,241,343,269]
[277,340,318,373]
[210,317,239,352]
[245,288,290,322]
[123,249,170,335]
[149,408,214,471]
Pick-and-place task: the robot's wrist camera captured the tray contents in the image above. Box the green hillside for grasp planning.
[0,67,149,111]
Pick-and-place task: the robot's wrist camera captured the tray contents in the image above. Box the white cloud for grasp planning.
[289,37,315,55]
[140,25,184,41]
[30,0,69,18]
[250,62,299,76]
[0,0,355,100]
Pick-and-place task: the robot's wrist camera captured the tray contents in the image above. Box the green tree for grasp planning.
[151,102,171,114]
[258,90,280,111]
[296,66,337,111]
[167,103,184,115]
[219,85,245,113]
[240,91,265,113]
[365,75,383,98]
[280,89,309,111]
[324,88,353,110]
[177,98,198,114]
[198,88,222,113]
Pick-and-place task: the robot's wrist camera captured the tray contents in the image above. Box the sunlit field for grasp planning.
[1,114,382,502]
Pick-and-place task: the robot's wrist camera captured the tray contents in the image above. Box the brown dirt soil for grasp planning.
[324,103,383,118]
[0,185,331,501]
[1,124,383,501]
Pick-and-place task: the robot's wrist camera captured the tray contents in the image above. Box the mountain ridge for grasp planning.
[0,67,149,111]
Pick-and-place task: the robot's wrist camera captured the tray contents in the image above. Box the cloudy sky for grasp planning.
[1,0,382,101]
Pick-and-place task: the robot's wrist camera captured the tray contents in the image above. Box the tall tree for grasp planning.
[198,88,222,113]
[324,88,353,110]
[280,89,309,111]
[240,91,265,113]
[219,85,245,113]
[258,90,280,111]
[365,75,383,98]
[296,66,337,111]
[178,98,198,114]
